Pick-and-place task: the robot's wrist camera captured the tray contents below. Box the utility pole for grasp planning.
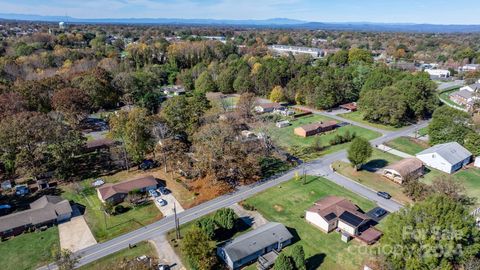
[174,203,181,239]
[302,164,307,185]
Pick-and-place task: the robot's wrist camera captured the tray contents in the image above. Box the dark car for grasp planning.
[372,208,387,218]
[139,159,157,171]
[377,191,391,199]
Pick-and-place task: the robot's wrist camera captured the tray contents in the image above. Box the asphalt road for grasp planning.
[39,114,429,270]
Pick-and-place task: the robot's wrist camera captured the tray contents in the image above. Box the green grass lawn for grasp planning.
[385,136,429,155]
[418,127,428,137]
[0,227,59,270]
[78,241,157,270]
[262,114,381,160]
[244,176,377,270]
[438,88,464,108]
[338,111,400,131]
[61,178,162,242]
[332,149,412,204]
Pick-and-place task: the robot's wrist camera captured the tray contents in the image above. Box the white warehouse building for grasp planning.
[268,45,325,58]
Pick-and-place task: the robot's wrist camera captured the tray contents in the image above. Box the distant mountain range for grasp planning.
[1,13,480,33]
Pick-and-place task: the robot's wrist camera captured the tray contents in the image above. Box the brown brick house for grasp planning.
[96,175,158,205]
[294,121,337,137]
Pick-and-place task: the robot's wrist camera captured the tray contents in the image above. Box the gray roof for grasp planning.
[416,142,472,165]
[0,195,72,232]
[451,89,474,99]
[221,222,293,262]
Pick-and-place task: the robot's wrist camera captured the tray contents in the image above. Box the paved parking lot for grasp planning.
[154,193,184,217]
[59,216,97,252]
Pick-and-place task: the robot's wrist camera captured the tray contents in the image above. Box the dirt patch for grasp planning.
[186,176,233,208]
[273,204,284,212]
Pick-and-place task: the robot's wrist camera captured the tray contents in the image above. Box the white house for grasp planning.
[459,64,480,73]
[268,45,324,58]
[425,69,450,78]
[416,142,472,174]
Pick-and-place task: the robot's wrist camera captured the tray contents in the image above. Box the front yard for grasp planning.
[338,111,400,131]
[0,227,59,270]
[244,176,378,270]
[384,136,429,155]
[261,114,381,160]
[78,241,158,270]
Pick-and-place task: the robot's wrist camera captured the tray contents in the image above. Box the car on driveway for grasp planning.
[156,198,167,206]
[139,159,157,171]
[148,189,159,197]
[372,208,387,218]
[157,187,170,195]
[377,191,391,199]
[158,265,170,270]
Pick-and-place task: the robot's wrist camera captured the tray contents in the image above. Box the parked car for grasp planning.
[139,159,157,171]
[158,264,170,270]
[156,198,167,206]
[0,204,12,216]
[148,189,159,197]
[372,208,387,218]
[92,179,105,187]
[377,191,391,199]
[15,185,29,196]
[157,187,170,195]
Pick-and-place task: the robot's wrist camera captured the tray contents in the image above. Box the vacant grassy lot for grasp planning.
[79,241,157,270]
[338,111,399,131]
[244,176,377,270]
[333,149,412,204]
[0,227,59,270]
[385,136,429,155]
[263,114,380,160]
[61,170,164,242]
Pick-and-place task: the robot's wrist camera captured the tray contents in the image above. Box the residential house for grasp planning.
[458,64,480,73]
[305,196,382,244]
[273,107,295,116]
[0,195,72,238]
[217,222,293,270]
[339,102,357,112]
[425,69,450,78]
[85,138,115,152]
[449,88,478,109]
[294,121,337,137]
[162,85,186,97]
[268,45,324,58]
[382,158,424,184]
[254,103,284,114]
[416,142,472,174]
[96,175,158,204]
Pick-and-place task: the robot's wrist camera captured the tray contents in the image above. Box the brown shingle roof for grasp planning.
[384,158,423,177]
[307,196,369,228]
[0,195,72,232]
[86,138,115,149]
[299,121,337,132]
[97,175,158,200]
[257,103,282,109]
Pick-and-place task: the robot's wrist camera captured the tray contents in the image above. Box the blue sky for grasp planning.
[1,0,479,24]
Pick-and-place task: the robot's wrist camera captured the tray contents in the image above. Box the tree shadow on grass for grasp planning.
[307,253,326,270]
[363,159,388,172]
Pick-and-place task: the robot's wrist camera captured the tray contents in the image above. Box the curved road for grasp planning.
[39,114,429,269]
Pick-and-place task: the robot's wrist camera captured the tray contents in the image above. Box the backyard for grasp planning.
[61,169,167,242]
[385,136,429,155]
[78,241,158,270]
[338,111,399,131]
[244,176,378,270]
[262,114,381,160]
[0,227,59,270]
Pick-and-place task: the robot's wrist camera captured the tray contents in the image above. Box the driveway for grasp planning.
[150,234,185,270]
[154,193,185,217]
[229,203,268,229]
[59,216,97,252]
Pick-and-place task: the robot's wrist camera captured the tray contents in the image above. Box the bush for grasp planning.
[329,131,356,145]
[114,205,128,214]
[240,202,256,211]
[195,217,216,239]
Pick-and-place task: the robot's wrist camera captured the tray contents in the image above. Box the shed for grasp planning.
[383,158,424,184]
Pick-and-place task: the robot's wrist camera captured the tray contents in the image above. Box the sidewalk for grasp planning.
[377,144,413,158]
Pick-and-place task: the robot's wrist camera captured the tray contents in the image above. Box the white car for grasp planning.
[156,198,167,206]
[148,189,159,197]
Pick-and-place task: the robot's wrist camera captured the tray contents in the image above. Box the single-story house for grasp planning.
[425,69,450,78]
[273,107,295,116]
[0,195,72,238]
[382,158,424,184]
[217,222,293,270]
[458,64,480,72]
[305,196,382,244]
[449,89,476,108]
[85,138,115,152]
[254,103,283,114]
[96,175,158,204]
[339,102,357,112]
[162,85,186,96]
[416,142,472,174]
[276,120,291,128]
[294,121,337,137]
